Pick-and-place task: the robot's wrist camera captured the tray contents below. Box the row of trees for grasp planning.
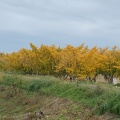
[0,43,120,83]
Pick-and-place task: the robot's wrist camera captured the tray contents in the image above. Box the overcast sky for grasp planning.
[0,0,120,53]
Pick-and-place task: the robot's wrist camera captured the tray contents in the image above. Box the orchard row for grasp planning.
[0,43,120,83]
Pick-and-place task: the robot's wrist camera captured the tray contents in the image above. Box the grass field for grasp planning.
[0,72,120,120]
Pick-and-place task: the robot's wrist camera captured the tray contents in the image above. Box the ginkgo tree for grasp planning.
[99,46,120,83]
[0,52,6,71]
[56,45,82,77]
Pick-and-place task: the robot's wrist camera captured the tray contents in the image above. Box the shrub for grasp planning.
[98,91,120,115]
[86,85,104,98]
[27,80,55,91]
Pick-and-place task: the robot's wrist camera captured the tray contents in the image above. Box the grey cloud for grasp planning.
[0,0,120,53]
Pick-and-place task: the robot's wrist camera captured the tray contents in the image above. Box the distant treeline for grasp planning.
[0,43,120,83]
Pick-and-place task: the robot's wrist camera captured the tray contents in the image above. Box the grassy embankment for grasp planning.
[0,72,120,120]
